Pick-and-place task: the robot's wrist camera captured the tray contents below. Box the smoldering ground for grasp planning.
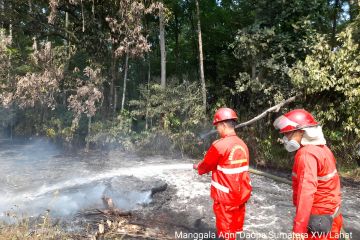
[0,139,359,239]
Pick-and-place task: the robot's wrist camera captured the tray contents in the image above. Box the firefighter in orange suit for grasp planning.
[273,109,343,240]
[194,108,252,240]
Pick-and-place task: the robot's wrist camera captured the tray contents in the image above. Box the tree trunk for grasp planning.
[113,60,120,113]
[195,0,206,112]
[331,0,340,48]
[159,8,166,88]
[145,55,151,130]
[85,116,91,152]
[114,85,118,112]
[28,0,32,13]
[65,12,72,62]
[6,0,11,84]
[121,51,129,111]
[8,0,12,39]
[10,113,13,141]
[0,0,3,28]
[349,0,359,20]
[65,12,69,43]
[81,0,85,32]
[186,0,198,76]
[251,62,256,80]
[174,12,180,80]
[109,49,116,113]
[92,0,95,18]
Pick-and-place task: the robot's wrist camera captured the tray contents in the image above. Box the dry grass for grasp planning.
[0,213,75,240]
[101,218,171,239]
[0,211,171,240]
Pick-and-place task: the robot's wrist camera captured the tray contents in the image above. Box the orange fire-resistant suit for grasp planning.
[292,145,343,239]
[197,133,252,240]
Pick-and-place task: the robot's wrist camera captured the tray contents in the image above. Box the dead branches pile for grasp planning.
[78,196,172,240]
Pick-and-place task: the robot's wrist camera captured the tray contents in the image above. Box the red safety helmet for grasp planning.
[274,109,318,133]
[213,108,238,125]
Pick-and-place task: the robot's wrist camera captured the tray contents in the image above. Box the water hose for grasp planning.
[249,168,292,185]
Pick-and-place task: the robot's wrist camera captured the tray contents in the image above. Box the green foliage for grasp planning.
[232,26,276,61]
[130,82,205,128]
[230,24,296,113]
[255,131,293,170]
[130,82,207,156]
[323,128,359,168]
[0,108,15,125]
[86,111,134,150]
[41,116,74,142]
[287,16,360,167]
[0,0,359,171]
[289,21,360,137]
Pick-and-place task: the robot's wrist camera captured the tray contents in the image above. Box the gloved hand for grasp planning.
[193,163,198,170]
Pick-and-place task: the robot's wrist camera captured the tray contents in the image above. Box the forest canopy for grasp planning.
[0,0,359,169]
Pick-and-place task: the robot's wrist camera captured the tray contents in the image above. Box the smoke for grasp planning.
[0,140,191,220]
[0,178,153,219]
[0,107,15,140]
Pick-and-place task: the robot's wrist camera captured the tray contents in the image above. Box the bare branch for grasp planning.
[200,94,301,139]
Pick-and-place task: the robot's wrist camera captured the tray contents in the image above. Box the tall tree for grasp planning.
[0,0,4,27]
[107,0,156,111]
[121,51,129,111]
[159,6,166,88]
[331,0,341,48]
[195,0,206,112]
[68,67,103,149]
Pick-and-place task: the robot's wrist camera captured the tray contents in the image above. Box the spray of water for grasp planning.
[0,140,194,218]
[16,163,193,200]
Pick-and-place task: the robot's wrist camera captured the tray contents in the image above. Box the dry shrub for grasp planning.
[0,212,74,240]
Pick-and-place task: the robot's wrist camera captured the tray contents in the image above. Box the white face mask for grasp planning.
[283,136,300,152]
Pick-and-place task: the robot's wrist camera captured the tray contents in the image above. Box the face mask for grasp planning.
[283,136,300,152]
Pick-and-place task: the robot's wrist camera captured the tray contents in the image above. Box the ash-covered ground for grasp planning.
[0,141,359,239]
